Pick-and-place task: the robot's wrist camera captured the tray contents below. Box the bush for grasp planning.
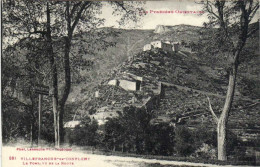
[103,106,154,153]
[193,125,217,148]
[69,116,99,147]
[226,130,241,155]
[194,143,217,159]
[103,113,175,155]
[146,122,175,156]
[103,117,124,151]
[192,125,217,159]
[174,126,195,156]
[2,96,32,143]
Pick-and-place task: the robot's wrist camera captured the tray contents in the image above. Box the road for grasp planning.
[2,146,255,167]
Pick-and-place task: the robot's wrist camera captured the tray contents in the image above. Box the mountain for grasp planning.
[68,23,259,102]
[4,23,259,142]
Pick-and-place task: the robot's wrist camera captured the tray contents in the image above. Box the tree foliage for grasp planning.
[2,0,145,146]
[103,106,176,155]
[69,116,99,147]
[146,122,175,156]
[174,126,195,156]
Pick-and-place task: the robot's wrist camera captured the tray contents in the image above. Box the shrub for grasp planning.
[103,117,124,151]
[174,126,195,156]
[194,143,217,159]
[193,125,217,148]
[69,116,99,147]
[103,106,154,153]
[146,122,175,156]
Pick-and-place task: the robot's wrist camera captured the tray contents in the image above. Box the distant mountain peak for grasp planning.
[154,25,169,34]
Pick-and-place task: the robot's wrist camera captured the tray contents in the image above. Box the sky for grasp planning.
[98,0,259,29]
[99,0,209,29]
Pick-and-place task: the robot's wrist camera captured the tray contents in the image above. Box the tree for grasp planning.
[2,1,145,147]
[48,1,145,147]
[70,116,99,147]
[2,0,58,146]
[53,1,145,146]
[103,117,125,152]
[1,28,52,145]
[2,95,31,143]
[174,126,195,156]
[103,106,154,153]
[147,122,175,156]
[201,0,259,160]
[119,106,154,154]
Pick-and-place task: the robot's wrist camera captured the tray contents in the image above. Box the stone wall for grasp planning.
[172,43,179,52]
[142,82,164,112]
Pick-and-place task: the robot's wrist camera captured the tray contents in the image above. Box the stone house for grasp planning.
[143,44,153,51]
[144,40,177,53]
[150,41,173,52]
[119,79,141,91]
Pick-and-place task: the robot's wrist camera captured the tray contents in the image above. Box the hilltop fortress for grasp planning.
[143,40,180,52]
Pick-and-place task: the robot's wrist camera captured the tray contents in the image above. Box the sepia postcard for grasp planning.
[1,0,259,166]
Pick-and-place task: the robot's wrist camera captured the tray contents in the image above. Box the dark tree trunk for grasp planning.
[58,2,73,144]
[46,2,60,147]
[59,1,91,144]
[59,36,71,144]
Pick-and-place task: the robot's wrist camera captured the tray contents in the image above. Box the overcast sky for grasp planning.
[99,0,259,29]
[99,0,208,29]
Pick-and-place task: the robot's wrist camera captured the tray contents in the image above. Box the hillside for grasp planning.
[77,46,259,139]
[67,24,209,103]
[63,23,260,144]
[68,23,259,103]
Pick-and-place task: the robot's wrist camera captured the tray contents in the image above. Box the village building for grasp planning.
[119,79,141,91]
[132,62,147,69]
[64,120,81,128]
[144,40,176,53]
[150,41,173,52]
[143,44,153,51]
[164,41,171,44]
[107,72,143,92]
[95,91,100,98]
[108,79,119,86]
[93,110,119,125]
